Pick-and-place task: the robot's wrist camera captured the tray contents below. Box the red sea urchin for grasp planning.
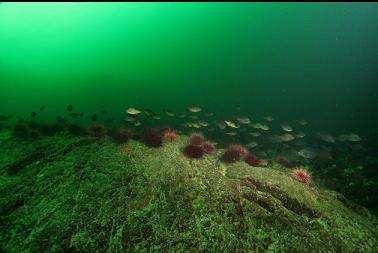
[244,154,260,167]
[184,144,204,159]
[230,144,249,157]
[163,130,179,142]
[292,168,313,185]
[201,142,215,155]
[223,144,249,163]
[189,133,205,146]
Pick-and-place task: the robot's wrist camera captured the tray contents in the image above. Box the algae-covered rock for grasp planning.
[0,132,377,252]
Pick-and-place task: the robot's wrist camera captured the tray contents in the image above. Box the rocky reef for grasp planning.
[0,131,377,252]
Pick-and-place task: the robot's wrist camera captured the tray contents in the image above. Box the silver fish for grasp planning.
[319,134,335,143]
[298,148,317,159]
[236,117,251,124]
[224,120,240,129]
[281,124,293,132]
[126,107,142,115]
[187,106,201,113]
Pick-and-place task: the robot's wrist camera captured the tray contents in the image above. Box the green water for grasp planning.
[1,2,378,133]
[1,3,378,252]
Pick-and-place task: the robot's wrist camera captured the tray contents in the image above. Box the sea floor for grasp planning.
[0,131,377,252]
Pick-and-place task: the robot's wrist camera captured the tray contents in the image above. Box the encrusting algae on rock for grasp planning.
[0,131,377,252]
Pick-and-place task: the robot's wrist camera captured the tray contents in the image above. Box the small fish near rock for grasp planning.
[187,106,201,113]
[298,147,317,159]
[126,107,142,115]
[224,120,239,129]
[236,117,251,124]
[281,124,293,132]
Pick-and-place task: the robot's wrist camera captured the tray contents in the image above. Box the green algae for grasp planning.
[0,132,377,252]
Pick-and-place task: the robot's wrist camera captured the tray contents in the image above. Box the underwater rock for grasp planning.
[12,123,29,138]
[0,133,377,252]
[0,115,12,121]
[28,122,51,136]
[28,129,41,139]
[50,123,65,133]
[67,124,84,136]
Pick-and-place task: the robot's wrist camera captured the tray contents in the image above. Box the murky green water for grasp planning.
[1,3,377,131]
[0,3,378,252]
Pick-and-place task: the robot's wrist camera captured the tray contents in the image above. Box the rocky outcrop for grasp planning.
[0,132,377,252]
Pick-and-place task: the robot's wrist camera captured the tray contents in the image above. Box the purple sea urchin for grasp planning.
[184,144,204,159]
[142,128,162,148]
[201,142,215,155]
[223,144,249,163]
[189,133,205,146]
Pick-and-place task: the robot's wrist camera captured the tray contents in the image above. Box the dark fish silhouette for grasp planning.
[80,112,84,118]
[100,110,108,115]
[40,106,45,111]
[67,104,73,112]
[91,113,99,122]
[31,112,37,117]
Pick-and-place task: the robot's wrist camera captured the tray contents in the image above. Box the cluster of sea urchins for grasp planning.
[183,133,215,159]
[223,144,261,167]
